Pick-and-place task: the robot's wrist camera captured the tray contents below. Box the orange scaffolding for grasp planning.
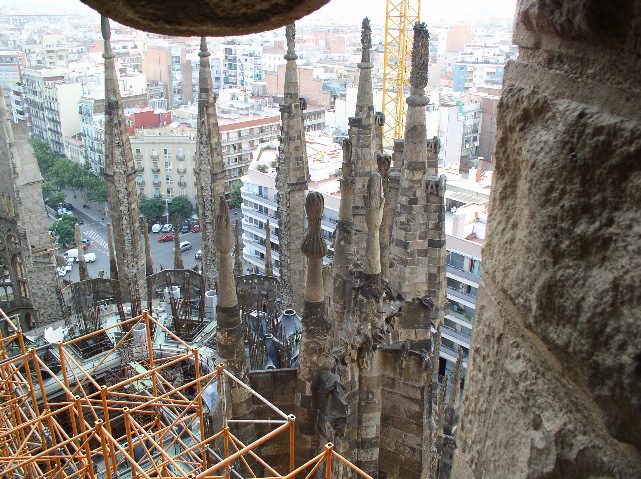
[0,309,371,479]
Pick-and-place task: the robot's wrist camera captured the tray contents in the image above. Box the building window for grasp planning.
[447,252,465,270]
[165,174,173,184]
[165,161,172,171]
[153,175,160,185]
[164,148,171,158]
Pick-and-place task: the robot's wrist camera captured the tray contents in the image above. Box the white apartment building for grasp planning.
[130,114,280,202]
[240,133,343,274]
[24,69,82,156]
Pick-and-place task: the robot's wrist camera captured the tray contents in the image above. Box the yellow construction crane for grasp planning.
[382,0,421,148]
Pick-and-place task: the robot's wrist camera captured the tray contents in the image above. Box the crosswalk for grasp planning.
[82,229,108,250]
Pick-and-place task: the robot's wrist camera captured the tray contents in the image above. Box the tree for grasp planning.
[32,139,58,176]
[41,181,56,201]
[168,196,194,221]
[51,158,85,193]
[49,215,80,247]
[230,181,242,209]
[46,191,66,209]
[82,174,108,204]
[139,198,166,221]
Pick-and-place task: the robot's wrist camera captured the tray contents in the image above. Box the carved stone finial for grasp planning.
[377,153,391,175]
[199,37,210,57]
[101,16,111,41]
[285,24,298,60]
[409,22,430,91]
[361,17,371,50]
[301,192,327,260]
[101,16,115,60]
[216,196,233,255]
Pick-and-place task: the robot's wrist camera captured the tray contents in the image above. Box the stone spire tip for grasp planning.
[101,16,111,41]
[199,37,210,57]
[285,24,298,60]
[361,17,371,50]
[410,22,430,90]
[301,192,327,260]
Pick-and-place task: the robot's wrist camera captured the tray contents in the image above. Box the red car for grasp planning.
[158,233,175,242]
[191,223,200,233]
[69,239,90,250]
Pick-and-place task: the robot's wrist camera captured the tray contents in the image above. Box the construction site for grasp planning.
[0,309,371,479]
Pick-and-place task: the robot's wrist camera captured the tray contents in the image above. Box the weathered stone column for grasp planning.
[276,23,308,312]
[453,2,641,477]
[101,16,145,314]
[350,18,381,256]
[377,153,392,282]
[143,223,154,310]
[295,191,330,465]
[194,37,226,291]
[330,139,356,326]
[214,196,255,443]
[74,223,89,281]
[233,220,242,278]
[353,172,385,477]
[264,220,273,277]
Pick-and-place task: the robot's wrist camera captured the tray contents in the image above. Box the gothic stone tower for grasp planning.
[276,23,308,312]
[0,88,63,328]
[194,37,227,292]
[101,17,146,314]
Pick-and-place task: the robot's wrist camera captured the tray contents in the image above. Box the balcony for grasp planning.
[446,265,482,286]
[137,180,145,186]
[177,167,186,173]
[134,153,143,159]
[176,154,185,161]
[150,154,159,160]
[138,193,147,198]
[446,307,474,328]
[137,167,144,172]
[151,167,161,173]
[178,181,187,186]
[446,286,477,307]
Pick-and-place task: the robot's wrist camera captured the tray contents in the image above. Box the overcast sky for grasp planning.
[1,0,518,29]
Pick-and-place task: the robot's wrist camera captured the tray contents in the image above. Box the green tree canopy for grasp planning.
[82,174,108,203]
[168,196,194,221]
[32,139,59,176]
[46,191,66,209]
[139,198,166,220]
[230,181,242,209]
[49,215,80,247]
[41,181,56,201]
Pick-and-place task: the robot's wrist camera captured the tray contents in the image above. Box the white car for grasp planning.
[57,266,71,277]
[161,223,173,233]
[151,223,162,233]
[84,252,97,263]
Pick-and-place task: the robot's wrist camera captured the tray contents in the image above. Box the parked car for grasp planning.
[64,249,79,262]
[180,222,191,233]
[191,223,200,233]
[151,223,162,233]
[177,241,192,252]
[161,223,173,233]
[63,202,74,210]
[59,211,83,224]
[158,233,175,242]
[58,266,70,277]
[84,252,97,263]
[69,239,90,250]
[195,250,202,260]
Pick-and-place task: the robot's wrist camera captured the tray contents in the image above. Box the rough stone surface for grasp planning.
[80,0,329,37]
[454,1,641,476]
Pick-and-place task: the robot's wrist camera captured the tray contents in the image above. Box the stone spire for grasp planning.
[264,220,273,276]
[389,23,446,331]
[234,220,242,278]
[101,16,145,315]
[194,36,226,291]
[215,195,256,443]
[75,223,89,281]
[295,191,330,465]
[106,223,118,282]
[351,17,381,256]
[276,23,308,312]
[0,86,63,327]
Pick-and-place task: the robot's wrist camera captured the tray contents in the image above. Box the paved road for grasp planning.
[50,193,244,282]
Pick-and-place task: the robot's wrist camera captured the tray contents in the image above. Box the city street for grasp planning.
[48,193,244,283]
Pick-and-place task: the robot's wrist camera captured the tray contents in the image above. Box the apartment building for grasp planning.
[131,114,280,202]
[0,51,25,116]
[24,69,82,155]
[219,42,263,89]
[9,82,27,122]
[240,133,342,274]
